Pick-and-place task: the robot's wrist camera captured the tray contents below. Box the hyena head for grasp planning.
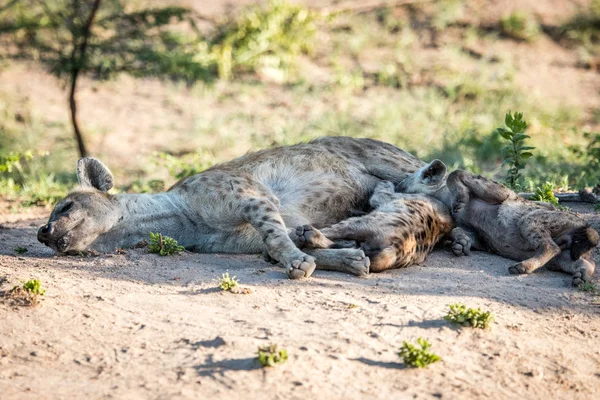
[38,158,119,254]
[396,159,448,196]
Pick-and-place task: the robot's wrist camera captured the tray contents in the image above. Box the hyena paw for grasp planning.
[451,236,472,256]
[285,252,316,280]
[263,251,278,264]
[291,225,331,249]
[340,249,370,276]
[451,200,466,216]
[508,262,532,275]
[374,180,395,193]
[572,259,595,287]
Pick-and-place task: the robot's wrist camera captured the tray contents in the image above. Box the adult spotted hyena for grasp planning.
[398,166,599,285]
[289,180,454,272]
[38,137,447,279]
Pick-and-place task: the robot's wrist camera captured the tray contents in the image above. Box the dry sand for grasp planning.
[0,203,599,399]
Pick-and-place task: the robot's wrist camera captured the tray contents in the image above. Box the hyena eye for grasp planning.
[59,202,73,214]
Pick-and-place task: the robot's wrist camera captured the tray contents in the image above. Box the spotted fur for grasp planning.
[399,167,600,286]
[289,181,454,272]
[38,137,437,279]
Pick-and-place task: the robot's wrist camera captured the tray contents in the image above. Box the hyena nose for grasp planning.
[37,223,53,244]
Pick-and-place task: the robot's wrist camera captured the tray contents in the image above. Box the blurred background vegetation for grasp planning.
[0,0,599,210]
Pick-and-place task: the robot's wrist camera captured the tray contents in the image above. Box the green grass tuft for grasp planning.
[500,11,540,41]
[398,338,441,368]
[444,303,494,329]
[148,232,185,256]
[578,281,599,293]
[257,344,288,367]
[14,246,28,254]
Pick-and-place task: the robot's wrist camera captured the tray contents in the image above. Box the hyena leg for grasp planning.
[508,220,561,275]
[291,215,385,250]
[450,226,484,256]
[236,196,316,279]
[289,225,336,249]
[447,170,516,215]
[547,251,596,286]
[303,248,370,276]
[264,240,369,275]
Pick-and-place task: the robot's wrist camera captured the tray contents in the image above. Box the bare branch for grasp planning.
[69,0,102,158]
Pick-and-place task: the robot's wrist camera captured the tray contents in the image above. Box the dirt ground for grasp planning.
[0,203,599,399]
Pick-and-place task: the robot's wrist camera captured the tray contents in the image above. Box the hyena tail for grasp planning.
[570,226,600,260]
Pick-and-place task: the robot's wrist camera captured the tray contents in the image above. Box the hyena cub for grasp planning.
[399,165,599,286]
[290,181,454,272]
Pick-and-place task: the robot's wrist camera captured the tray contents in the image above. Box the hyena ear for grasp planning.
[77,158,114,192]
[421,159,447,185]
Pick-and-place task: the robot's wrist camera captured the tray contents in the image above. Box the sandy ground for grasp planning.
[0,204,599,399]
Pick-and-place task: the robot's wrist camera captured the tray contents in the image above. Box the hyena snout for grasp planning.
[37,223,54,245]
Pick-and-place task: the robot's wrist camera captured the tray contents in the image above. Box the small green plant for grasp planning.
[497,111,535,189]
[578,281,599,293]
[4,278,46,306]
[444,303,494,329]
[501,11,540,41]
[398,338,441,368]
[14,247,28,254]
[148,232,185,256]
[594,204,600,212]
[531,183,570,211]
[21,279,46,296]
[219,272,239,291]
[257,344,288,367]
[532,183,559,206]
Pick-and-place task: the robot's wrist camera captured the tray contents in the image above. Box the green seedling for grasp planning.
[532,183,559,206]
[5,279,46,306]
[497,111,535,190]
[594,204,600,212]
[219,272,239,291]
[444,303,494,329]
[531,183,569,210]
[14,247,28,254]
[398,338,441,368]
[257,344,288,367]
[148,232,185,256]
[21,279,46,296]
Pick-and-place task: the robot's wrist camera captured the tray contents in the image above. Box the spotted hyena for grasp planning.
[288,180,454,272]
[38,137,449,279]
[398,167,599,285]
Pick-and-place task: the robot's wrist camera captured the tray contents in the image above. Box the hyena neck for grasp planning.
[90,192,205,251]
